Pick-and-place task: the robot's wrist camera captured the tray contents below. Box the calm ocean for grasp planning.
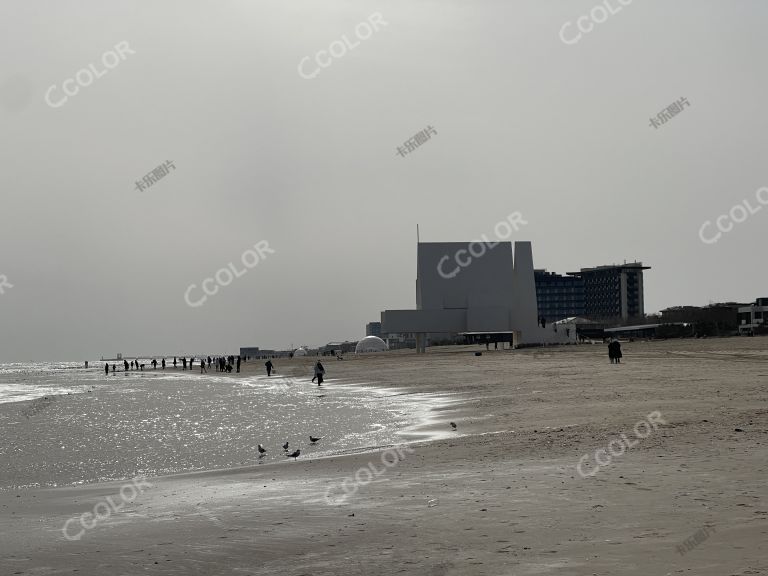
[0,362,444,490]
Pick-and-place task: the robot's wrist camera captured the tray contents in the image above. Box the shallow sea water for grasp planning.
[0,363,452,490]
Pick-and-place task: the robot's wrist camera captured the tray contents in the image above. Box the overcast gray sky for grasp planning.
[1,0,766,361]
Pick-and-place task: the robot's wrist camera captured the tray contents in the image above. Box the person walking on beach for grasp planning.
[182,357,187,370]
[608,339,622,364]
[152,359,157,370]
[236,356,241,373]
[313,361,325,386]
[105,362,109,375]
[173,357,177,368]
[207,356,212,370]
[265,360,273,376]
[200,359,206,373]
[162,358,166,370]
[124,359,129,372]
[190,357,194,370]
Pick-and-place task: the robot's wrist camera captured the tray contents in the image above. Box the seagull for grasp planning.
[282,441,289,451]
[309,435,322,444]
[286,449,301,460]
[450,422,457,430]
[257,444,266,456]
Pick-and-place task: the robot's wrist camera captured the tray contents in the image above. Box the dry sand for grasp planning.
[1,337,767,576]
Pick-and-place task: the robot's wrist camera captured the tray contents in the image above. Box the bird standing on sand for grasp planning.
[258,444,266,456]
[450,422,457,430]
[282,441,289,451]
[286,449,301,460]
[309,435,322,444]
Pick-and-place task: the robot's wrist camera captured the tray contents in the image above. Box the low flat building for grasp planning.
[738,297,768,334]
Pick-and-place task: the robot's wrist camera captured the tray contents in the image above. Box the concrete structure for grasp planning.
[568,262,650,322]
[365,322,382,338]
[534,269,585,322]
[738,297,768,334]
[355,336,388,353]
[384,333,417,350]
[381,241,571,351]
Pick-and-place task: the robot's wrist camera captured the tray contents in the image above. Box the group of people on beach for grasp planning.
[104,355,243,374]
[261,359,326,385]
[101,356,327,384]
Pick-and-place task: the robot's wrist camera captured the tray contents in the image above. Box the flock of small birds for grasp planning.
[255,425,456,463]
[256,436,323,461]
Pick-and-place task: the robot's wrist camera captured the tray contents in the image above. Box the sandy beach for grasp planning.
[2,337,767,576]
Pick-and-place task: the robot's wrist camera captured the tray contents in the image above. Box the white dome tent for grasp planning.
[293,347,308,356]
[355,336,388,354]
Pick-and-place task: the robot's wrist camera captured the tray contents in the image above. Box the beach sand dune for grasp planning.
[2,338,767,575]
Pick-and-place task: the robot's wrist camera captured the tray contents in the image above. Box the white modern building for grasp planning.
[381,241,571,352]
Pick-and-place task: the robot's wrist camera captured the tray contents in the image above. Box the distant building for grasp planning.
[381,241,572,351]
[385,332,417,350]
[660,303,742,331]
[366,322,382,338]
[240,347,277,358]
[568,262,650,322]
[320,341,358,355]
[738,297,768,334]
[534,269,585,322]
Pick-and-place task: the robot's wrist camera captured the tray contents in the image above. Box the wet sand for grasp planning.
[2,338,767,576]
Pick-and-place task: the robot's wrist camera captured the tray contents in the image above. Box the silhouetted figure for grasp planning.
[190,357,194,370]
[314,361,325,386]
[105,363,109,375]
[112,364,116,372]
[608,339,622,364]
[152,359,157,370]
[124,359,129,372]
[130,360,134,370]
[265,360,273,376]
[182,357,187,370]
[85,361,89,369]
[236,356,241,373]
[162,358,166,369]
[173,357,177,368]
[200,359,206,373]
[207,357,212,369]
